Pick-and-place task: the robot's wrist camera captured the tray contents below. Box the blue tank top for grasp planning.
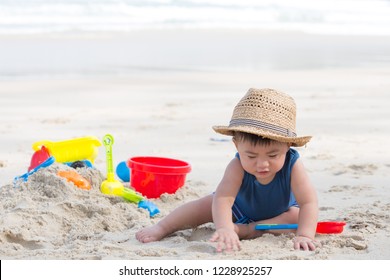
[233,148,299,221]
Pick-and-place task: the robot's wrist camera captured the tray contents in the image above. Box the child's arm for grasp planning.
[209,158,243,252]
[290,158,319,250]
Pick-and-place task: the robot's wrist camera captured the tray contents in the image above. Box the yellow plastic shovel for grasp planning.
[100,134,125,196]
[100,134,159,217]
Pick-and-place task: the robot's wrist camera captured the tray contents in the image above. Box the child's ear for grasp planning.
[232,138,238,149]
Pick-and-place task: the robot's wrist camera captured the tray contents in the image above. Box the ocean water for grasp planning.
[1,0,390,79]
[1,0,390,35]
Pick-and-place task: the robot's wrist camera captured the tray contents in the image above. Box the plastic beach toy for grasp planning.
[67,160,93,169]
[255,221,346,234]
[315,221,346,234]
[14,156,55,186]
[128,156,191,198]
[100,134,160,217]
[32,136,101,164]
[100,134,126,196]
[28,145,50,171]
[116,161,130,182]
[57,170,91,190]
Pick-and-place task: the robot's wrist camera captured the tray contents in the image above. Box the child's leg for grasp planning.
[136,194,214,243]
[235,206,299,240]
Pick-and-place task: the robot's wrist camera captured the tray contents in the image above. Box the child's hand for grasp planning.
[293,235,318,251]
[210,227,241,253]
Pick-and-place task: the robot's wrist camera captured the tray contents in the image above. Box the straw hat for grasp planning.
[212,88,312,147]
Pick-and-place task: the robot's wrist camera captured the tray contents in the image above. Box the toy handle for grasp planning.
[121,187,144,203]
[103,134,115,181]
[13,156,55,186]
[255,224,298,230]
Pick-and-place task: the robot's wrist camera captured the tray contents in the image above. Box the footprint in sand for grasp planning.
[348,164,378,174]
[188,226,214,242]
[346,206,388,234]
[345,235,368,250]
[319,206,335,211]
[326,185,372,194]
[321,234,367,251]
[186,242,215,254]
[135,248,176,257]
[308,153,334,160]
[4,230,45,250]
[331,163,378,176]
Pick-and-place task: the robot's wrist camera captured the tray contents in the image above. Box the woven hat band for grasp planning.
[229,118,297,137]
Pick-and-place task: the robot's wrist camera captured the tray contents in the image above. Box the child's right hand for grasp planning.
[293,235,318,251]
[210,227,241,252]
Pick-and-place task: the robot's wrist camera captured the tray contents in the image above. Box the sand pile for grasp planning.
[0,163,157,259]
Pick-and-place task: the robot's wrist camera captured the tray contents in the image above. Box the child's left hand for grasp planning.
[293,235,318,251]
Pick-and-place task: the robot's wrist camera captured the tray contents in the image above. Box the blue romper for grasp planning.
[232,148,300,224]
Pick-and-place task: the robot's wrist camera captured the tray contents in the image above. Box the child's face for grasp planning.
[234,139,289,185]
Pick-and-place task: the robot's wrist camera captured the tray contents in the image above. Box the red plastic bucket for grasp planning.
[127,156,191,198]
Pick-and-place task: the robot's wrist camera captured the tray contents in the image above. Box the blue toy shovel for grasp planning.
[255,221,346,234]
[121,187,160,217]
[14,156,55,187]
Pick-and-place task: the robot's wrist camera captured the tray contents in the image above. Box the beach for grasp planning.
[0,29,390,260]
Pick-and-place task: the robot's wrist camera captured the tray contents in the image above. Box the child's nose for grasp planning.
[257,159,269,168]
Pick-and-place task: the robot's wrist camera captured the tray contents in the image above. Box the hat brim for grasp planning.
[212,125,312,147]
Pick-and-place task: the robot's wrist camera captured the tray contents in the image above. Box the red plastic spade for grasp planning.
[28,145,50,171]
[316,221,346,234]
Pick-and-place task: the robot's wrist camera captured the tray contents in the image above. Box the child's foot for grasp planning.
[136,224,167,243]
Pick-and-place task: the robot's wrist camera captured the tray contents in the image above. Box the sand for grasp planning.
[0,30,389,260]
